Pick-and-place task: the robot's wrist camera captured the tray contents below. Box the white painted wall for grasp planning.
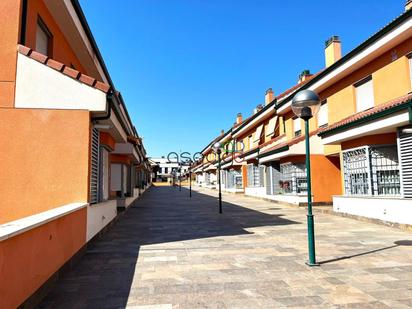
[265,194,308,205]
[86,200,117,241]
[244,187,266,197]
[245,187,307,205]
[333,196,412,225]
[15,54,107,111]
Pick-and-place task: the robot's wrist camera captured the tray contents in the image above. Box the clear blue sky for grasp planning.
[79,0,403,158]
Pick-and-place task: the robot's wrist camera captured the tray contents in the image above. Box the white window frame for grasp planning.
[408,54,412,89]
[293,117,301,137]
[36,18,52,56]
[355,76,374,112]
[317,101,328,128]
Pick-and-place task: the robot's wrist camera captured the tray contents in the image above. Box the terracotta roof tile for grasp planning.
[17,44,111,94]
[320,93,412,135]
[95,81,111,93]
[78,74,96,87]
[46,59,65,71]
[30,50,48,64]
[17,45,31,56]
[63,66,80,79]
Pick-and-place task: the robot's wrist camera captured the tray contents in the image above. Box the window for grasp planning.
[409,54,412,88]
[342,145,400,196]
[280,163,307,194]
[248,135,253,150]
[36,17,52,56]
[266,117,278,137]
[355,76,374,112]
[317,101,328,128]
[293,117,301,137]
[247,164,264,187]
[253,125,263,147]
[165,167,168,174]
[100,147,109,201]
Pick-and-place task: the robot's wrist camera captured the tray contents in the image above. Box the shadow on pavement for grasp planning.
[318,239,412,265]
[38,186,299,309]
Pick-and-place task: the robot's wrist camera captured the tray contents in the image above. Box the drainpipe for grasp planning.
[19,0,28,44]
[91,90,113,121]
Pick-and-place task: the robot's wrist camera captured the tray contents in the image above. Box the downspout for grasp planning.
[91,90,113,121]
[19,0,28,44]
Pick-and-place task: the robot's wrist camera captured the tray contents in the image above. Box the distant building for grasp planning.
[151,157,189,182]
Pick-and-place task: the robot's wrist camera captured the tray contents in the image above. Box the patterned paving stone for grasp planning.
[38,186,412,308]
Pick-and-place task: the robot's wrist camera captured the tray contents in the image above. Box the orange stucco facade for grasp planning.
[24,0,88,74]
[0,207,87,309]
[320,38,412,125]
[0,0,22,108]
[0,109,91,224]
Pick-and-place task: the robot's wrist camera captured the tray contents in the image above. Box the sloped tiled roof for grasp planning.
[319,92,412,136]
[17,44,111,93]
[259,129,321,156]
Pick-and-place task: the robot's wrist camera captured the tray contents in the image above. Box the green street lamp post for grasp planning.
[212,142,223,214]
[188,160,192,198]
[292,90,321,267]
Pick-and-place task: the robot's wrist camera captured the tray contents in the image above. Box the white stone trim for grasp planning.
[0,203,88,242]
[86,200,117,241]
[333,195,412,225]
[322,110,410,145]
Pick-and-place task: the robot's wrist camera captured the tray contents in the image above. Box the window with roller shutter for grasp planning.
[90,127,100,204]
[399,129,412,198]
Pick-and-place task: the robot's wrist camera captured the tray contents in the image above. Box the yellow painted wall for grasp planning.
[0,109,90,223]
[373,56,412,105]
[327,86,356,125]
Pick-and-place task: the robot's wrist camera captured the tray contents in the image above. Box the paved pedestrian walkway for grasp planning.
[39,186,412,308]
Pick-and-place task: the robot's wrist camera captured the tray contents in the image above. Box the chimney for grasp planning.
[236,112,243,124]
[406,0,412,11]
[325,36,342,67]
[253,104,263,114]
[265,88,274,105]
[298,70,313,83]
[220,129,225,135]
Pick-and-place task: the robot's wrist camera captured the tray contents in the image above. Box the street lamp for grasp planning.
[212,142,223,214]
[188,162,192,198]
[178,165,182,191]
[292,89,321,267]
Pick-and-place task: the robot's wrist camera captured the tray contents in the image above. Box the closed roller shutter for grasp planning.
[399,129,412,198]
[90,127,100,204]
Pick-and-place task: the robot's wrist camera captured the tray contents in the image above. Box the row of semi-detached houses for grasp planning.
[0,0,152,308]
[192,2,412,227]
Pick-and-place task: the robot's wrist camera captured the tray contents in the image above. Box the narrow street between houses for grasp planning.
[39,186,412,308]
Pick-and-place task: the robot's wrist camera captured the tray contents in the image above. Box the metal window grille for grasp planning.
[204,172,210,185]
[370,146,400,196]
[247,164,262,187]
[280,163,307,194]
[343,145,400,196]
[90,127,100,204]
